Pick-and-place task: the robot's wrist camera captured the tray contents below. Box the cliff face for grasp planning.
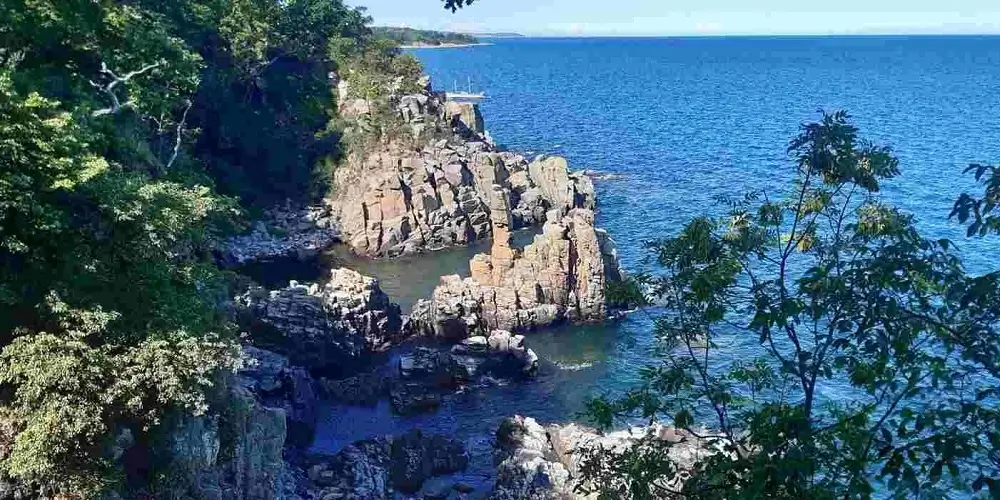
[162,347,314,500]
[409,204,623,341]
[329,81,595,257]
[241,268,408,377]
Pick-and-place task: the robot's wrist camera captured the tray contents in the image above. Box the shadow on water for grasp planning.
[237,224,655,485]
[310,315,654,488]
[239,228,541,313]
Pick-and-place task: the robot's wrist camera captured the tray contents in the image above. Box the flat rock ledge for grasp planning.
[240,268,409,376]
[218,205,339,268]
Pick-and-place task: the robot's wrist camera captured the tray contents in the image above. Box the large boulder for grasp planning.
[410,208,623,340]
[243,268,408,376]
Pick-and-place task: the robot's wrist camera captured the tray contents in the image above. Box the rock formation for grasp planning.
[321,331,539,417]
[303,430,469,499]
[389,332,539,415]
[329,80,595,257]
[218,205,339,268]
[241,268,408,376]
[491,416,713,500]
[239,346,318,448]
[409,207,623,341]
[161,345,322,500]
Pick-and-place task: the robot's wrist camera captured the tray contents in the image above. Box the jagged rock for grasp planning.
[490,416,715,499]
[239,347,318,448]
[491,416,573,500]
[390,430,469,493]
[410,208,623,340]
[164,384,289,500]
[218,205,339,268]
[329,84,596,258]
[527,156,596,213]
[306,431,468,499]
[243,268,408,376]
[444,100,485,135]
[390,382,443,416]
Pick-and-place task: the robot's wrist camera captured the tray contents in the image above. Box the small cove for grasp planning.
[247,35,1000,493]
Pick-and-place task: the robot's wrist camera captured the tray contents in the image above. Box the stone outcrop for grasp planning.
[239,347,318,448]
[218,205,339,268]
[389,332,539,415]
[242,268,408,376]
[330,81,595,258]
[304,430,469,499]
[320,331,539,417]
[159,345,338,499]
[410,207,623,341]
[491,416,713,500]
[163,381,292,500]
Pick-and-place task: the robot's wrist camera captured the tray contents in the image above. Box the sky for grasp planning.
[353,0,1000,36]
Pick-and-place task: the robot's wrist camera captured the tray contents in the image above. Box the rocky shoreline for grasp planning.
[167,78,686,500]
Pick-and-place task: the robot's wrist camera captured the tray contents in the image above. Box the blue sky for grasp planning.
[353,0,1000,36]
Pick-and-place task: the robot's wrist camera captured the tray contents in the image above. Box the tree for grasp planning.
[444,0,475,11]
[582,111,1000,498]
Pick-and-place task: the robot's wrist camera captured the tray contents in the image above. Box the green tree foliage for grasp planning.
[372,27,479,46]
[582,112,1000,498]
[444,0,476,11]
[0,0,397,494]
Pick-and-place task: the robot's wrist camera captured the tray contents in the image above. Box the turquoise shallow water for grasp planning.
[313,36,1000,484]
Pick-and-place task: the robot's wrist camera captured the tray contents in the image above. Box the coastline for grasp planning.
[400,42,493,49]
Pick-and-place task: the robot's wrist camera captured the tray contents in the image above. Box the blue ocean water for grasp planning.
[314,36,1000,487]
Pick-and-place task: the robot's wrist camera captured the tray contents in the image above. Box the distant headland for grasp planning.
[374,27,525,48]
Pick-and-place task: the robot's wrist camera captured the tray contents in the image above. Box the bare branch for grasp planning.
[90,60,164,117]
[164,100,192,173]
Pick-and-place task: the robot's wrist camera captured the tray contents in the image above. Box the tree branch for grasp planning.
[90,60,164,117]
[164,100,192,173]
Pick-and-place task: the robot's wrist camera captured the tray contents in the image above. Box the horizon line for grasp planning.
[481,32,1000,38]
[380,24,1000,38]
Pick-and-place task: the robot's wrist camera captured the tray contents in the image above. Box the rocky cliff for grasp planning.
[409,205,623,341]
[241,268,409,376]
[158,345,321,500]
[330,80,596,258]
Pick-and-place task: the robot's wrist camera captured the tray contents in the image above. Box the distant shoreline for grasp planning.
[400,42,493,49]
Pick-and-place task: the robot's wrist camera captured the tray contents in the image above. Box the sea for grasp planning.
[311,36,1000,489]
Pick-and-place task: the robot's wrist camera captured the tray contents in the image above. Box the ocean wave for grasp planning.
[554,361,595,371]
